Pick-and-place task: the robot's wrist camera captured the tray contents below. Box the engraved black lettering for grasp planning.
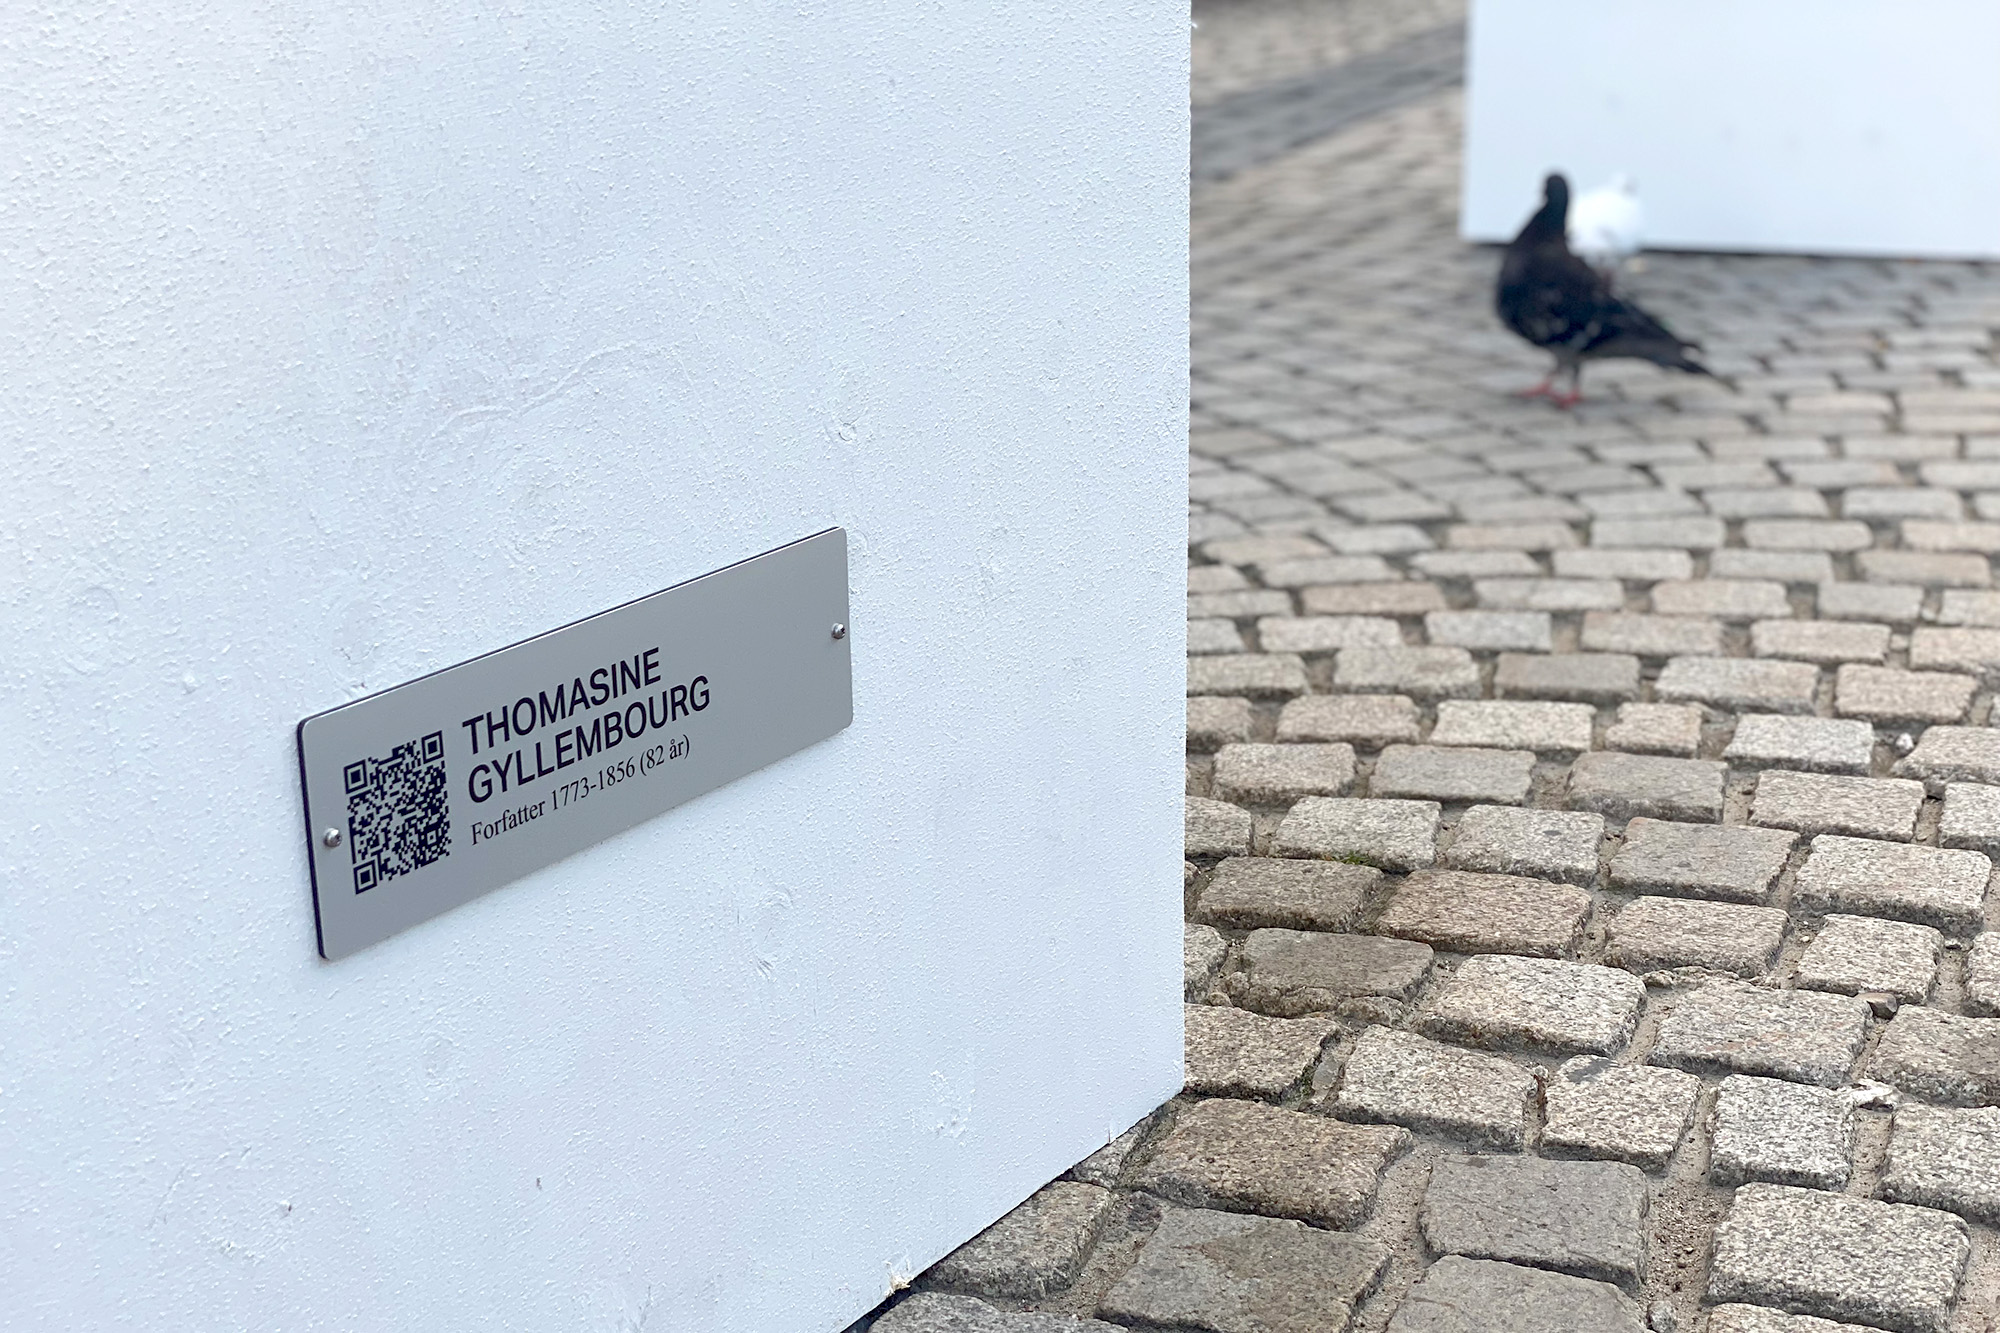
[469,762,493,802]
[624,701,646,739]
[589,668,610,706]
[691,675,710,710]
[461,716,485,755]
[538,687,571,728]
[642,647,660,685]
[511,697,537,737]
[670,683,688,720]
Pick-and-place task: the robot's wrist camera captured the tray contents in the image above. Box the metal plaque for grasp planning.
[297,528,852,960]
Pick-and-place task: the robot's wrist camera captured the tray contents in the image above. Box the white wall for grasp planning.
[1462,0,2000,258]
[0,4,1187,1328]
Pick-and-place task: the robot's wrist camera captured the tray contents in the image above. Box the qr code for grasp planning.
[343,731,450,894]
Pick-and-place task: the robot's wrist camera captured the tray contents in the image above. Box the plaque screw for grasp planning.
[831,623,847,640]
[322,828,344,849]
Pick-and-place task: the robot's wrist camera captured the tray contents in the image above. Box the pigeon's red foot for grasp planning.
[1551,388,1582,409]
[1514,378,1555,400]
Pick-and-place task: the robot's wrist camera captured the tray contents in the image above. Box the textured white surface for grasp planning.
[0,3,1187,1329]
[1462,0,2000,258]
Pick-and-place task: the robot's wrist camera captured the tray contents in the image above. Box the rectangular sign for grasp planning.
[297,528,852,960]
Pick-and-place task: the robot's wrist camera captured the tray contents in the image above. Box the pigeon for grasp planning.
[1567,173,1644,276]
[1496,173,1712,408]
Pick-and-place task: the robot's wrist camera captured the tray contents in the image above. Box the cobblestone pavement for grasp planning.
[868,7,2000,1333]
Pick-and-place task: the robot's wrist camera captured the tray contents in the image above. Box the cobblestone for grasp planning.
[1424,609,1552,652]
[1419,1155,1647,1287]
[1541,1057,1701,1172]
[1213,743,1357,804]
[1187,924,1229,1000]
[1566,751,1726,823]
[1183,1005,1337,1099]
[1725,716,1875,775]
[1131,1098,1408,1229]
[1333,645,1479,698]
[1190,654,1310,698]
[1187,796,1254,858]
[1968,932,2000,1016]
[1893,725,2000,791]
[1374,869,1592,959]
[1188,696,1256,749]
[1707,1184,1968,1333]
[1442,805,1602,884]
[1369,743,1535,804]
[1492,651,1640,703]
[1651,980,1869,1086]
[1791,835,1992,936]
[1608,896,1787,977]
[1273,796,1439,870]
[1384,1257,1644,1333]
[1098,1206,1390,1333]
[1656,657,1820,714]
[1579,612,1723,658]
[1427,700,1594,752]
[1195,857,1379,932]
[1418,954,1643,1056]
[1609,819,1796,902]
[1602,702,1703,756]
[1820,582,1924,624]
[875,1294,1122,1333]
[1331,1026,1534,1150]
[925,1181,1115,1298]
[1275,693,1420,745]
[1795,914,1942,1004]
[1256,614,1402,653]
[1708,1074,1856,1191]
[1881,1104,2000,1227]
[1869,1007,2000,1106]
[1705,1309,1888,1333]
[1749,770,1924,840]
[1833,664,1978,724]
[1749,618,1891,664]
[1231,929,1434,1016]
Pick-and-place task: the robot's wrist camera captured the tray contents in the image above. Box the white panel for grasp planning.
[1463,0,2000,258]
[0,2,1188,1328]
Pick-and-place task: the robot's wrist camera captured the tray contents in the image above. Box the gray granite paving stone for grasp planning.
[1791,835,1992,936]
[925,1181,1115,1298]
[1255,615,1402,653]
[1833,665,1977,724]
[1711,550,1835,583]
[1493,651,1641,703]
[1943,780,2000,855]
[1303,583,1448,616]
[1427,700,1594,752]
[1419,955,1644,1057]
[1419,1155,1647,1287]
[1608,897,1787,977]
[1705,1308,1889,1333]
[1910,626,2000,677]
[1424,609,1552,652]
[1553,548,1694,581]
[1580,612,1725,658]
[1869,1007,2000,1106]
[1726,715,1875,775]
[875,1294,1123,1333]
[1331,1026,1535,1150]
[1892,725,2000,792]
[1750,619,1891,664]
[1186,924,1229,1000]
[1609,819,1796,903]
[1936,588,2000,625]
[1333,646,1481,698]
[1190,654,1310,698]
[1374,869,1593,960]
[1653,579,1793,620]
[1709,1074,1856,1191]
[1188,796,1255,857]
[1473,577,1623,611]
[1968,932,2000,1016]
[1707,1183,1969,1333]
[1274,694,1420,745]
[1880,1104,2000,1226]
[1191,590,1296,621]
[1749,771,1924,841]
[1098,1206,1390,1333]
[1857,550,1991,587]
[1383,1256,1644,1333]
[1231,930,1434,1017]
[1651,980,1869,1086]
[1195,858,1379,932]
[1541,1057,1700,1172]
[1213,743,1358,804]
[1272,796,1439,871]
[1188,696,1256,749]
[1259,554,1397,587]
[1189,619,1249,655]
[1603,702,1704,756]
[1064,1117,1148,1190]
[1743,519,1874,552]
[1820,582,1925,624]
[1795,915,1941,1004]
[1184,1005,1337,1100]
[1413,550,1540,579]
[1444,805,1603,885]
[1593,517,1724,549]
[1656,656,1820,714]
[1567,752,1726,823]
[1368,744,1535,805]
[1130,1098,1409,1229]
